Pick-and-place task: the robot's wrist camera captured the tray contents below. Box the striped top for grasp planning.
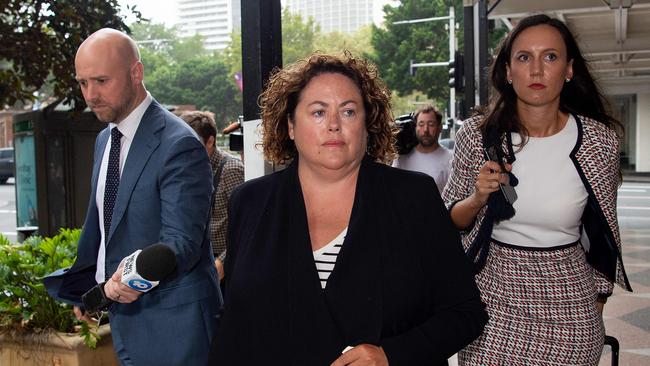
[313,228,347,289]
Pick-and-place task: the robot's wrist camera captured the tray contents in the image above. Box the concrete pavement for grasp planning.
[599,180,650,365]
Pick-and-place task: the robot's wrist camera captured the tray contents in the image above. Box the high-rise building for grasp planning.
[177,0,241,50]
[283,0,393,33]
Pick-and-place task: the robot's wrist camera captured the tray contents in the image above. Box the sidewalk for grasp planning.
[598,230,650,365]
[623,171,650,183]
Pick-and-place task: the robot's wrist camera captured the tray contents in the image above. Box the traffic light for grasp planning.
[448,51,464,92]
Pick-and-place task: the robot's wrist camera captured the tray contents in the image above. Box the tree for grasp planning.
[223,7,321,76]
[0,0,139,109]
[315,25,375,58]
[281,8,320,65]
[130,21,207,77]
[391,90,437,117]
[147,54,241,130]
[371,0,461,104]
[128,21,241,130]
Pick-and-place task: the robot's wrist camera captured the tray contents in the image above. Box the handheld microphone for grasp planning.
[121,244,176,292]
[81,243,176,313]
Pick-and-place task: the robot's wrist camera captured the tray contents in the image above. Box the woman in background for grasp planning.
[443,14,632,365]
[210,53,487,365]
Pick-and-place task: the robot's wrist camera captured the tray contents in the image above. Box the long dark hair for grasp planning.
[481,14,622,147]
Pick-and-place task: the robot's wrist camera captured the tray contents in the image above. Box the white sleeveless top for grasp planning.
[313,228,347,289]
[491,115,588,248]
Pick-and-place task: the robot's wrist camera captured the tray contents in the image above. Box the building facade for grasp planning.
[283,0,381,33]
[177,0,241,50]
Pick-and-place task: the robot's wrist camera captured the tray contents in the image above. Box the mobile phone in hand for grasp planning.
[483,147,518,205]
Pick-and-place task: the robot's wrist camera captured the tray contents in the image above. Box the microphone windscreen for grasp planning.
[135,243,177,281]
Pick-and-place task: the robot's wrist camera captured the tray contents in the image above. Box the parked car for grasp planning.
[0,147,15,184]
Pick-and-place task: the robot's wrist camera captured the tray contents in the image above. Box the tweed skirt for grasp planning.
[459,240,604,366]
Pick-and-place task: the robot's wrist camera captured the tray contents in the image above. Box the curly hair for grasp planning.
[259,52,397,165]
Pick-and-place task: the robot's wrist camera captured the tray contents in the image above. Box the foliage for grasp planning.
[315,25,375,58]
[391,90,437,117]
[281,8,321,65]
[222,29,243,78]
[128,21,242,130]
[0,0,140,109]
[489,21,509,58]
[371,0,461,104]
[0,229,100,348]
[372,0,510,112]
[129,22,208,77]
[223,7,322,76]
[147,54,241,130]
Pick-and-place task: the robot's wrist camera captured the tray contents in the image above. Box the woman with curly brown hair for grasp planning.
[209,53,487,365]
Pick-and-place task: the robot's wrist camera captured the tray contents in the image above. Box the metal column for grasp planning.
[240,0,282,121]
[477,0,489,106]
[463,2,475,118]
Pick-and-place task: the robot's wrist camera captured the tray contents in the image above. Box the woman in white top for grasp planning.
[443,14,632,366]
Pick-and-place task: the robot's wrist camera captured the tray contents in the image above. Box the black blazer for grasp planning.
[210,156,487,365]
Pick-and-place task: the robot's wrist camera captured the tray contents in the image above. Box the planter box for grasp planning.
[0,324,118,366]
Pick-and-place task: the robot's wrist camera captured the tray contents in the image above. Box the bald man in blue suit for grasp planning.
[44,28,221,365]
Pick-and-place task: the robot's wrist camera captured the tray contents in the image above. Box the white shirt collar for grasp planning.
[109,92,153,141]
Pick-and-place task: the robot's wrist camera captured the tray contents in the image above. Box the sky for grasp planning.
[118,0,178,27]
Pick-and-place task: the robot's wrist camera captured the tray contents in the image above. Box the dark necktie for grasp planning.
[104,127,122,238]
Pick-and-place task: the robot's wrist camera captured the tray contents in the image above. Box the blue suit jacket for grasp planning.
[45,100,221,365]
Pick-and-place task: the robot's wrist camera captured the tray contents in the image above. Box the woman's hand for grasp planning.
[330,344,388,366]
[450,161,512,229]
[470,161,512,208]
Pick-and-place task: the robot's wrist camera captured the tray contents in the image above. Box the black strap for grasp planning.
[213,156,233,192]
[211,156,233,259]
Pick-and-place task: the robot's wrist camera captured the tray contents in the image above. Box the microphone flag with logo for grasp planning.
[121,243,177,292]
[81,243,176,312]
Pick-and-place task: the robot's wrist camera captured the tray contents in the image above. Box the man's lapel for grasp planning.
[106,102,163,243]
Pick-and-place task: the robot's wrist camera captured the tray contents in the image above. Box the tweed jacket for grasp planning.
[442,114,632,295]
[208,148,244,260]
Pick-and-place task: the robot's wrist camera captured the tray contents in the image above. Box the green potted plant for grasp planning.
[0,229,118,366]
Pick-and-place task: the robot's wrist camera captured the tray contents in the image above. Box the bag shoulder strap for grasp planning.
[213,155,234,192]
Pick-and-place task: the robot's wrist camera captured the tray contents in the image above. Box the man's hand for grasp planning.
[330,344,389,366]
[215,258,225,281]
[73,306,97,324]
[103,259,144,304]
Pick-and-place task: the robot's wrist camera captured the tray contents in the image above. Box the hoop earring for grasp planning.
[565,78,571,83]
[507,79,512,84]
